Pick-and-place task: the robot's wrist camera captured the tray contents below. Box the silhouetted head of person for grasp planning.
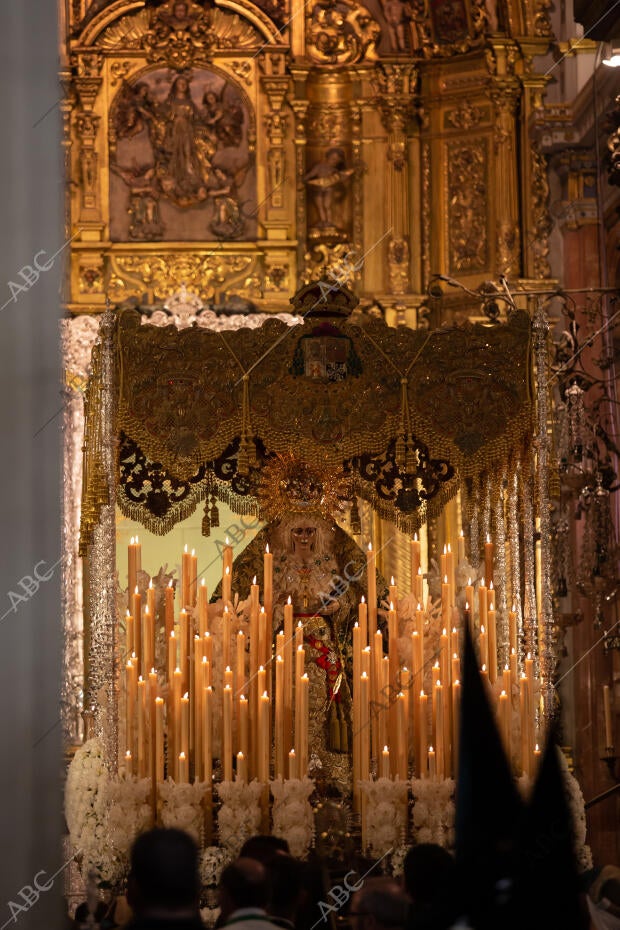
[403,844,457,907]
[239,834,290,866]
[219,858,269,922]
[268,854,305,920]
[127,828,200,918]
[351,878,409,930]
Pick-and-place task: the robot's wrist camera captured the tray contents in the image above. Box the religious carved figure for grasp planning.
[307,0,380,65]
[305,148,354,241]
[110,69,255,242]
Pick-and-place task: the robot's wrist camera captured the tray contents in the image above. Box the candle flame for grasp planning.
[418,566,422,576]
[130,536,134,545]
[447,543,452,553]
[512,603,516,612]
[390,601,394,610]
[289,748,296,755]
[126,609,130,617]
[368,541,373,552]
[126,659,132,669]
[287,595,291,605]
[383,745,389,752]
[468,577,472,585]
[183,691,189,699]
[489,603,494,611]
[480,577,485,587]
[481,664,487,671]
[459,530,464,537]
[265,543,269,554]
[486,533,491,543]
[442,627,447,636]
[260,605,265,614]
[179,751,186,760]
[135,536,139,543]
[361,671,368,678]
[535,743,540,752]
[436,679,441,687]
[505,663,509,672]
[420,689,425,697]
[455,679,460,685]
[134,586,139,595]
[175,666,181,674]
[191,548,195,556]
[443,574,448,584]
[262,690,269,698]
[253,576,257,585]
[354,621,359,628]
[527,652,532,660]
[202,655,207,664]
[240,694,246,701]
[453,652,458,659]
[225,566,230,576]
[417,603,422,611]
[237,751,244,759]
[204,631,210,639]
[184,544,188,553]
[297,620,303,628]
[225,684,232,691]
[148,578,153,590]
[361,595,365,604]
[500,689,506,696]
[443,544,447,555]
[480,624,485,633]
[131,651,137,659]
[429,745,434,753]
[511,647,516,656]
[403,665,408,671]
[301,673,308,681]
[391,575,395,585]
[489,581,494,590]
[226,665,231,672]
[126,749,132,757]
[465,601,469,610]
[138,675,144,682]
[414,532,418,542]
[226,536,230,545]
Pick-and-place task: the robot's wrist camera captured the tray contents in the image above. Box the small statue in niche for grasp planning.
[305,147,354,240]
[380,0,412,51]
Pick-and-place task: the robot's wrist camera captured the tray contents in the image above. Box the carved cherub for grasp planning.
[305,147,354,229]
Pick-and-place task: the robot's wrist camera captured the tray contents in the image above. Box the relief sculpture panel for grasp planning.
[446,137,488,274]
[109,67,256,241]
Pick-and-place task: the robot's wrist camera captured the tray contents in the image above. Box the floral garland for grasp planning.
[159,779,207,844]
[217,780,264,857]
[270,777,315,858]
[360,777,408,859]
[410,777,456,850]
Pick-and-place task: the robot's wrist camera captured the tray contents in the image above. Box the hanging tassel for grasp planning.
[338,705,349,753]
[350,497,361,535]
[202,500,211,537]
[210,493,220,527]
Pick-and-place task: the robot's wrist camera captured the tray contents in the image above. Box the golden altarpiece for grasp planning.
[59,0,615,908]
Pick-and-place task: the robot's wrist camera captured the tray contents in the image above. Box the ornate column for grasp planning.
[488,41,521,277]
[289,82,309,286]
[71,50,104,229]
[373,64,418,296]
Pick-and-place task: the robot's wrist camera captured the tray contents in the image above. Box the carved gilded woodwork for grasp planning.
[63,0,556,312]
[107,251,260,302]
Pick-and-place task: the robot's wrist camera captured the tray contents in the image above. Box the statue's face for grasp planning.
[291,525,317,552]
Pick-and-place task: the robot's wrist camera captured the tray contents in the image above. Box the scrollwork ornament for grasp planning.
[306,0,380,64]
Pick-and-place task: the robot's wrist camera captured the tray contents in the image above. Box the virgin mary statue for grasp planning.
[219,510,386,791]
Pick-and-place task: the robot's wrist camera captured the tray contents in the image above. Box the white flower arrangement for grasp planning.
[159,779,207,843]
[65,739,124,886]
[201,845,231,888]
[270,777,315,859]
[390,844,409,878]
[103,776,152,866]
[360,777,408,859]
[411,777,456,850]
[217,780,264,857]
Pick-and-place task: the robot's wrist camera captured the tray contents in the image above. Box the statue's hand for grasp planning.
[316,596,340,616]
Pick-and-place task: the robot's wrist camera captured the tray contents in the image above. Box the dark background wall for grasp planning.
[0,4,64,928]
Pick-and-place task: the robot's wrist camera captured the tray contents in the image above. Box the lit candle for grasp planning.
[127,536,141,609]
[415,566,424,607]
[465,579,474,623]
[381,745,390,779]
[452,680,460,768]
[181,691,190,760]
[147,578,156,619]
[484,534,494,588]
[223,684,233,781]
[182,544,191,608]
[298,674,309,777]
[419,690,428,775]
[264,544,273,623]
[124,749,133,776]
[388,601,399,770]
[172,667,182,780]
[258,690,270,782]
[167,630,176,685]
[258,664,267,698]
[239,694,249,765]
[237,631,246,695]
[445,544,454,607]
[275,655,285,778]
[487,597,497,684]
[533,742,541,769]
[190,548,197,608]
[283,596,293,759]
[510,647,518,684]
[126,610,134,657]
[389,576,398,607]
[451,625,459,657]
[358,596,368,648]
[451,652,460,684]
[259,606,268,671]
[499,689,510,762]
[503,663,511,699]
[203,685,213,786]
[222,606,231,671]
[137,676,146,778]
[178,751,188,783]
[203,633,213,683]
[367,543,377,637]
[603,684,614,749]
[295,620,304,652]
[441,575,450,628]
[222,565,232,606]
[478,578,487,634]
[411,533,421,580]
[179,608,188,691]
[250,574,260,613]
[457,530,465,564]
[155,696,164,782]
[126,658,136,765]
[132,586,142,668]
[222,537,233,602]
[165,580,175,641]
[396,693,407,780]
[433,679,444,778]
[198,579,208,637]
[359,672,370,782]
[479,624,488,670]
[288,748,297,780]
[440,628,449,691]
[428,745,436,778]
[236,751,247,782]
[143,605,154,679]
